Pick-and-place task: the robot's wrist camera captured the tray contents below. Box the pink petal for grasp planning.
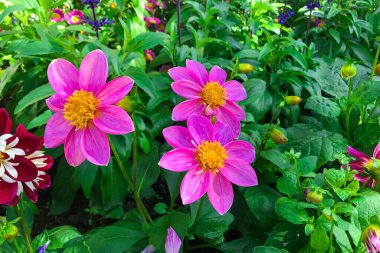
[187,114,214,145]
[223,80,247,102]
[373,143,380,159]
[213,121,234,145]
[216,106,241,138]
[159,148,197,172]
[208,173,233,215]
[209,66,227,85]
[225,141,255,164]
[163,126,196,149]
[44,113,73,148]
[93,105,134,135]
[348,161,366,170]
[186,60,208,86]
[64,128,86,167]
[81,125,110,166]
[180,167,210,205]
[347,146,370,160]
[46,94,66,112]
[224,101,245,120]
[47,59,80,97]
[79,50,108,93]
[96,76,134,105]
[165,227,182,253]
[168,67,198,83]
[171,80,202,99]
[172,99,205,121]
[220,159,258,187]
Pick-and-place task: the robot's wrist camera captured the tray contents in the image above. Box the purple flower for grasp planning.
[165,227,182,253]
[82,0,100,8]
[84,16,113,31]
[37,241,50,253]
[277,11,295,25]
[144,17,161,28]
[145,50,156,62]
[145,0,158,12]
[306,1,321,11]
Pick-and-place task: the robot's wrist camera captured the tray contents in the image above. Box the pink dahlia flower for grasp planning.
[144,17,161,27]
[165,227,182,253]
[159,115,257,215]
[168,60,246,138]
[144,49,156,62]
[145,0,158,12]
[346,144,380,188]
[66,10,84,25]
[364,225,380,253]
[44,49,135,167]
[0,108,52,206]
[51,8,65,22]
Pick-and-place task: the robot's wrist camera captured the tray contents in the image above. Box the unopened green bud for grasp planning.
[284,96,302,105]
[238,63,254,74]
[269,128,288,144]
[2,224,18,241]
[304,188,323,204]
[340,63,356,80]
[375,63,380,76]
[116,96,133,113]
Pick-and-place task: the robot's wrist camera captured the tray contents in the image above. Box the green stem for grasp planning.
[329,221,335,253]
[14,203,32,253]
[258,104,284,155]
[370,45,380,81]
[293,157,301,200]
[169,175,182,211]
[364,45,380,122]
[12,238,23,253]
[345,78,353,142]
[109,139,152,224]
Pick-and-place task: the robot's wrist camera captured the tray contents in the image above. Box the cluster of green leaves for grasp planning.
[0,0,380,252]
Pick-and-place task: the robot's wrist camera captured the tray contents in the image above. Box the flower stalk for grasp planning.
[14,201,32,253]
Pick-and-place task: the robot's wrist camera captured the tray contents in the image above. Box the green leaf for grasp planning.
[260,149,290,170]
[218,237,258,253]
[333,226,352,253]
[85,221,145,253]
[351,81,380,106]
[14,84,54,114]
[275,198,309,225]
[124,67,157,98]
[127,32,170,52]
[298,156,318,176]
[353,191,380,228]
[190,198,234,244]
[324,169,346,188]
[137,145,160,193]
[305,96,341,118]
[253,246,289,253]
[0,60,22,98]
[26,110,53,129]
[277,172,297,196]
[245,186,282,228]
[241,79,272,121]
[280,124,347,168]
[264,222,306,251]
[48,226,82,249]
[310,226,329,252]
[77,162,99,199]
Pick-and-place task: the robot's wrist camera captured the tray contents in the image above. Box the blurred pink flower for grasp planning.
[346,144,380,187]
[144,17,161,27]
[168,60,247,138]
[165,227,181,253]
[44,50,135,167]
[145,0,158,12]
[51,8,65,22]
[364,225,380,253]
[145,50,156,62]
[159,115,257,215]
[155,21,166,32]
[66,10,84,25]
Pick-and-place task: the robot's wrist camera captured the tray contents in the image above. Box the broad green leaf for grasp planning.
[48,226,82,249]
[324,169,346,188]
[310,226,329,252]
[264,222,306,251]
[298,156,318,176]
[260,149,290,170]
[0,60,22,98]
[275,198,309,225]
[14,84,54,114]
[26,110,53,129]
[245,186,282,228]
[305,96,341,118]
[85,221,145,253]
[353,191,380,228]
[127,32,170,52]
[77,162,99,199]
[253,246,289,253]
[136,145,160,193]
[277,172,297,196]
[351,81,380,106]
[218,237,258,253]
[124,67,157,98]
[241,79,272,121]
[333,226,352,253]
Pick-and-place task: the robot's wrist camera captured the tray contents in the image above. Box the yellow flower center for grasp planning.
[364,160,376,171]
[71,16,80,23]
[0,152,4,161]
[199,82,227,109]
[196,141,228,173]
[63,90,99,129]
[148,3,154,8]
[52,13,61,20]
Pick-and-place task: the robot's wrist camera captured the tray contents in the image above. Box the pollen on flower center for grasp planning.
[52,13,61,19]
[63,90,99,129]
[199,82,227,109]
[71,16,80,23]
[196,141,228,173]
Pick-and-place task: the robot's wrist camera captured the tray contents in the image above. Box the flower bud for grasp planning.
[363,225,380,253]
[321,209,333,221]
[109,2,117,9]
[284,96,302,105]
[238,63,254,74]
[116,96,134,113]
[340,63,356,80]
[269,128,287,144]
[2,224,18,241]
[375,63,380,76]
[304,188,323,203]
